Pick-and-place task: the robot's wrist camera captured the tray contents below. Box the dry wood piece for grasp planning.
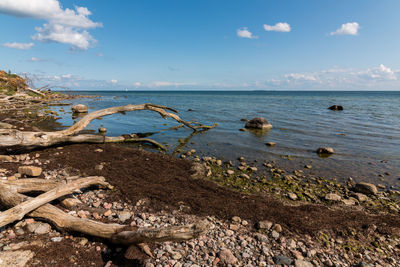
[0,177,210,245]
[0,176,108,228]
[0,103,216,152]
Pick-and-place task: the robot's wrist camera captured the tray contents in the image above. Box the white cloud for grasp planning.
[237,27,258,39]
[2,42,34,50]
[110,79,118,84]
[330,22,359,36]
[0,0,101,50]
[33,23,96,50]
[263,22,291,32]
[133,82,142,87]
[284,73,317,81]
[97,53,104,57]
[148,81,197,88]
[263,64,399,90]
[28,57,48,62]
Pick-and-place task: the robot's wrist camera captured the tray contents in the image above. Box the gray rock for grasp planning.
[325,193,341,201]
[271,230,280,239]
[25,222,51,234]
[118,211,132,222]
[316,147,334,155]
[218,249,238,265]
[353,193,368,202]
[257,220,273,230]
[245,117,272,130]
[273,255,293,265]
[72,104,88,113]
[354,182,378,195]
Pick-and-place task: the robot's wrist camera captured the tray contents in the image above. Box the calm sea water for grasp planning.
[55,91,400,187]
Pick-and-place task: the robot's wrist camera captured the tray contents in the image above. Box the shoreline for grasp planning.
[0,92,400,266]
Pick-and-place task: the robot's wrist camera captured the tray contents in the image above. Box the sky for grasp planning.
[0,0,400,90]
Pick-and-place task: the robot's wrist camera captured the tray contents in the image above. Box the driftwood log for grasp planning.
[0,177,209,245]
[0,103,216,152]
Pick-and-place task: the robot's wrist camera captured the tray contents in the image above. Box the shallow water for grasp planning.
[55,91,400,187]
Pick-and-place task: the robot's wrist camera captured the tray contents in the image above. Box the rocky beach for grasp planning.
[0,72,399,267]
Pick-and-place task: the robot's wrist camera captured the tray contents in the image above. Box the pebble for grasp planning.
[218,249,238,264]
[18,166,42,177]
[257,220,273,230]
[51,237,63,242]
[325,193,341,201]
[273,255,293,265]
[118,211,132,222]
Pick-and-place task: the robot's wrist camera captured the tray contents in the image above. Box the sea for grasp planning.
[54,91,400,187]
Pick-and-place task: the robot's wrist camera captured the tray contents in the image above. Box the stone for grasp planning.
[266,142,276,147]
[245,117,273,130]
[325,193,341,201]
[95,164,104,171]
[0,250,35,267]
[218,249,238,265]
[232,216,241,223]
[288,192,298,200]
[272,224,282,232]
[226,170,235,175]
[25,222,51,234]
[341,198,356,206]
[354,193,368,202]
[171,252,182,260]
[61,198,82,208]
[354,182,378,195]
[257,220,273,230]
[104,210,112,216]
[271,230,280,239]
[98,127,107,133]
[118,211,132,222]
[240,173,250,179]
[0,155,12,162]
[51,237,63,242]
[229,224,240,231]
[18,166,42,177]
[273,255,293,265]
[294,259,313,267]
[316,147,334,155]
[328,105,344,111]
[71,104,88,113]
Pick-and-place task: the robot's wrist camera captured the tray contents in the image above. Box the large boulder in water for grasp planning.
[316,147,334,155]
[244,117,272,130]
[353,182,378,196]
[72,104,88,113]
[328,105,343,111]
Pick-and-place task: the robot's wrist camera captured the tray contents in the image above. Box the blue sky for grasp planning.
[1,0,400,90]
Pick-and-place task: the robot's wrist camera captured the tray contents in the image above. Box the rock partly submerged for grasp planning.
[244,117,272,130]
[71,104,88,113]
[316,147,335,155]
[328,105,344,111]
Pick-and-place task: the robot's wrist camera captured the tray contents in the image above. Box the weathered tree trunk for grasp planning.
[0,178,209,244]
[0,176,108,228]
[0,103,216,152]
